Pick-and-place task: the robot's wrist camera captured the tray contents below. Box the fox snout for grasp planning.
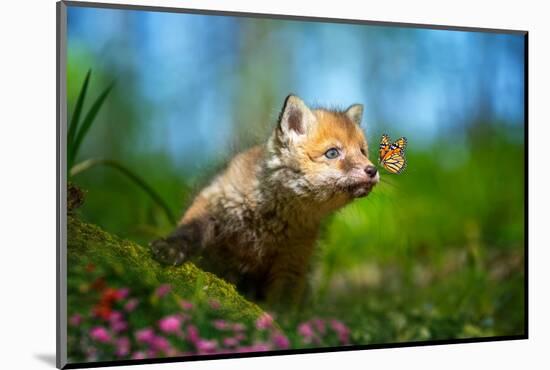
[364,164,379,183]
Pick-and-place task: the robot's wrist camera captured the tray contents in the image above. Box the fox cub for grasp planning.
[151,95,379,306]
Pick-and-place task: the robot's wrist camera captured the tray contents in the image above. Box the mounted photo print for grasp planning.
[56,1,527,368]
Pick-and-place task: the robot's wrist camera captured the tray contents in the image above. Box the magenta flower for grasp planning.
[234,332,246,341]
[116,337,130,357]
[124,298,139,312]
[272,333,290,349]
[159,315,181,334]
[213,319,229,330]
[223,337,239,347]
[152,336,171,353]
[298,322,313,337]
[108,311,123,323]
[312,318,326,334]
[131,351,147,360]
[330,320,350,344]
[250,343,271,352]
[69,313,82,327]
[136,328,155,344]
[154,284,172,298]
[108,311,127,333]
[179,299,194,311]
[89,326,111,343]
[232,323,246,332]
[255,313,274,330]
[117,288,130,300]
[196,339,218,354]
[298,322,314,343]
[111,320,128,333]
[186,325,200,344]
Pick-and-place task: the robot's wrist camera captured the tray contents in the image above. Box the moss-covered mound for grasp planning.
[67,215,264,324]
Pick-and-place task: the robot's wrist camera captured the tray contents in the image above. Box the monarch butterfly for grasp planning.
[379,133,407,174]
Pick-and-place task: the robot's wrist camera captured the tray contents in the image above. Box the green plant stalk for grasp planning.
[67,69,91,168]
[70,158,177,225]
[69,82,115,165]
[67,69,91,144]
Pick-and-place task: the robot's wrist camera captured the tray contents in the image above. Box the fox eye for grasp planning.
[360,148,367,156]
[324,148,340,159]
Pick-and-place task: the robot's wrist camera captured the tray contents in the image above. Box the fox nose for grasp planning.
[365,165,378,178]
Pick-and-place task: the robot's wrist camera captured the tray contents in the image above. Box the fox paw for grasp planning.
[150,238,188,266]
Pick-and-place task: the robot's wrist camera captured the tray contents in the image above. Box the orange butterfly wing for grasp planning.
[380,136,407,174]
[379,134,391,162]
[381,152,407,174]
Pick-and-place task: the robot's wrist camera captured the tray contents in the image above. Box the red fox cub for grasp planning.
[151,95,379,306]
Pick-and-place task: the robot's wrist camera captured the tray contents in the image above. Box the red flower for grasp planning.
[93,304,112,321]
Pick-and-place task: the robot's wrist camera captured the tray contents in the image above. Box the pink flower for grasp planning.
[124,298,139,312]
[186,325,200,344]
[312,318,326,334]
[136,328,155,344]
[298,322,314,343]
[117,288,130,299]
[234,332,246,341]
[272,333,290,349]
[256,313,274,330]
[223,337,239,347]
[69,314,82,327]
[179,299,194,311]
[330,320,350,344]
[131,351,147,360]
[196,339,218,354]
[155,284,171,298]
[116,337,130,357]
[213,319,229,330]
[209,299,221,310]
[159,315,181,334]
[111,320,128,333]
[232,323,246,332]
[250,343,270,352]
[108,311,123,323]
[89,326,111,343]
[109,311,127,333]
[152,336,171,353]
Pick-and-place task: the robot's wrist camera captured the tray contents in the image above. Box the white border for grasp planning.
[1,0,548,369]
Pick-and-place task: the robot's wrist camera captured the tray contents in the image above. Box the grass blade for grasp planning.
[70,158,177,225]
[68,69,91,155]
[70,82,115,164]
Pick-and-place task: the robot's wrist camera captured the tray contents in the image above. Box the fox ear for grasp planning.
[345,104,363,125]
[277,94,316,140]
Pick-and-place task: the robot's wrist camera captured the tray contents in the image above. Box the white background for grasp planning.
[0,0,547,368]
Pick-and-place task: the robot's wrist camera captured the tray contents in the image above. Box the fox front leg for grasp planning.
[150,222,203,266]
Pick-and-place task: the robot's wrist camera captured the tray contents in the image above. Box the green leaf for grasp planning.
[67,69,91,155]
[69,81,115,164]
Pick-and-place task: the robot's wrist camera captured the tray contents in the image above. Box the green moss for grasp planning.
[67,215,264,323]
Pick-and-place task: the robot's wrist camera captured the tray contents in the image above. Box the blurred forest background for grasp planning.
[66,4,525,357]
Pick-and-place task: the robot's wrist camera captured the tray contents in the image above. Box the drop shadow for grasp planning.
[34,353,57,367]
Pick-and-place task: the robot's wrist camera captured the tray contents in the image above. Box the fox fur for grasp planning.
[151,94,379,306]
